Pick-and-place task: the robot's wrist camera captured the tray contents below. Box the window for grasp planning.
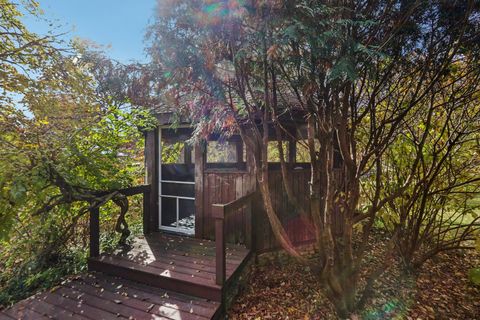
[160,128,194,165]
[267,141,289,162]
[294,139,343,167]
[296,140,310,163]
[207,141,238,163]
[205,139,246,170]
[161,141,185,164]
[295,139,322,163]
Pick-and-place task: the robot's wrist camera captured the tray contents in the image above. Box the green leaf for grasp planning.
[329,57,357,82]
[283,25,298,39]
[468,268,480,286]
[9,181,27,203]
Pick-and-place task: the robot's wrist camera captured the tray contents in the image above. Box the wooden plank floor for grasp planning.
[0,272,220,320]
[88,233,250,301]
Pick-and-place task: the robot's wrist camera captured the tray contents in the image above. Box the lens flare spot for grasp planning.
[199,0,246,25]
[204,3,221,14]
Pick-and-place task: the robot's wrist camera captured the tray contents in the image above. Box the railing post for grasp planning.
[213,205,226,286]
[89,207,100,258]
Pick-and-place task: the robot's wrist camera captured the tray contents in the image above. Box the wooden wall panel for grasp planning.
[200,168,343,252]
[202,171,255,243]
[254,169,315,251]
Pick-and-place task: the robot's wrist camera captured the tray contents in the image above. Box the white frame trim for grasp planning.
[158,128,195,236]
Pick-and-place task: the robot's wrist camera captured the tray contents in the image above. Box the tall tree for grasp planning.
[146,0,480,316]
[0,0,58,105]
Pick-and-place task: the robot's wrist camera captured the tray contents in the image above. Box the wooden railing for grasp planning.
[212,191,256,286]
[89,184,151,259]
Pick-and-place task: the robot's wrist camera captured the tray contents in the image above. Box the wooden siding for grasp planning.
[256,169,313,251]
[201,168,344,252]
[202,171,255,244]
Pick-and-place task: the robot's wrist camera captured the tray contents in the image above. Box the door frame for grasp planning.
[158,127,195,235]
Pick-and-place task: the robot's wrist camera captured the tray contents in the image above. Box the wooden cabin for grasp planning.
[141,111,335,250]
[81,111,342,319]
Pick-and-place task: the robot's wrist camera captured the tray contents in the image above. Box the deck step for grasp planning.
[88,256,223,301]
[0,273,220,320]
[2,233,252,319]
[87,233,250,303]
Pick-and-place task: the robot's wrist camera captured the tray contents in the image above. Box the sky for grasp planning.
[22,0,157,63]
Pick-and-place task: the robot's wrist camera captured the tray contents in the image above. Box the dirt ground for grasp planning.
[227,237,480,319]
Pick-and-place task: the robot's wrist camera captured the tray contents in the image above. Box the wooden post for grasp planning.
[236,139,244,164]
[143,188,151,234]
[288,139,296,165]
[247,198,256,252]
[89,207,100,258]
[144,129,158,233]
[213,205,226,286]
[194,140,205,238]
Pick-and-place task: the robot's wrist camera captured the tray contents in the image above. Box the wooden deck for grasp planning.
[0,272,220,320]
[1,233,251,319]
[88,233,251,302]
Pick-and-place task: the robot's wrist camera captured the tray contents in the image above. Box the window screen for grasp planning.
[161,141,185,164]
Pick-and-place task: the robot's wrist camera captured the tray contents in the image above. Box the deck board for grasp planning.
[15,298,89,320]
[0,273,219,320]
[90,233,250,295]
[93,255,221,288]
[77,277,215,318]
[119,246,243,271]
[2,301,51,320]
[79,275,216,309]
[124,234,247,260]
[2,233,249,319]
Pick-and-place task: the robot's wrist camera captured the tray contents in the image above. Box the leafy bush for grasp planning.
[0,1,156,306]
